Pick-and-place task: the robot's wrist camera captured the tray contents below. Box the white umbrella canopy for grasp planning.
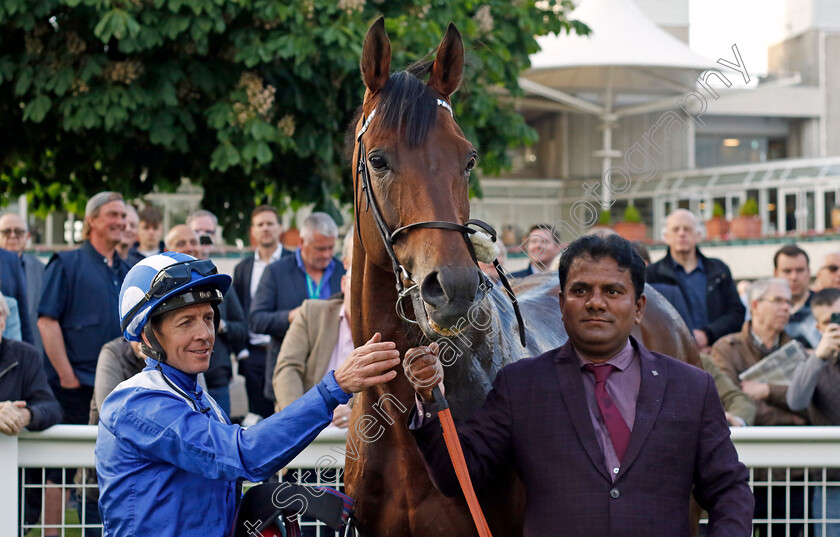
[527,0,715,96]
[521,0,717,206]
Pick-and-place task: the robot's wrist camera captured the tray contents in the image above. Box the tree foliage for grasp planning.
[0,0,587,239]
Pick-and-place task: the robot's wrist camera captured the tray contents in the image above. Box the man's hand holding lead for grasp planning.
[403,343,444,403]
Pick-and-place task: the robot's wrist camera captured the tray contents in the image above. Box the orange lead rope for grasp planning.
[432,385,494,537]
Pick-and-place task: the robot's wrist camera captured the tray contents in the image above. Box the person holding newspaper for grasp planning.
[710,278,807,426]
[710,277,809,537]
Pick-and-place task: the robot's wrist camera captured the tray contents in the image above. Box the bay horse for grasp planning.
[346,17,701,536]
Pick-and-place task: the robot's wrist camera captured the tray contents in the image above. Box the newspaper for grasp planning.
[738,339,809,385]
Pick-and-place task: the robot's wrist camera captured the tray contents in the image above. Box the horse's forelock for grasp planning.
[367,70,440,147]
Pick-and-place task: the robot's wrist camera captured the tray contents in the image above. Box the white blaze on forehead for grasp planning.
[121,286,147,317]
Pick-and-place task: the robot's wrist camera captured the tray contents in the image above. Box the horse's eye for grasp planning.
[466,156,476,172]
[369,155,388,171]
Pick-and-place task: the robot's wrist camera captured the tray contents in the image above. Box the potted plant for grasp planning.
[730,198,761,239]
[831,205,840,232]
[594,209,611,229]
[613,205,648,241]
[282,216,301,248]
[705,202,729,240]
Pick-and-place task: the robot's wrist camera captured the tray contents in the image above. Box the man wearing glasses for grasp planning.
[0,213,40,350]
[185,210,247,417]
[710,277,809,537]
[814,251,840,291]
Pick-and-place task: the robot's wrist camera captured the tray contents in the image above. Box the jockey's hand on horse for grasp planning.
[403,342,445,403]
[334,332,401,393]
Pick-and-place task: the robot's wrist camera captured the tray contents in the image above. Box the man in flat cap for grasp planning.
[37,191,130,531]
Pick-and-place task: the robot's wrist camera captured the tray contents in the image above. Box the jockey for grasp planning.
[95,252,400,536]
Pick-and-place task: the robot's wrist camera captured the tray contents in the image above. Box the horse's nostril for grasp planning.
[420,271,447,308]
[420,267,481,311]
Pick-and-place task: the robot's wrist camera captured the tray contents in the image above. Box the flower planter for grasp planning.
[705,217,729,240]
[282,227,301,248]
[831,208,840,231]
[613,222,648,242]
[730,216,762,239]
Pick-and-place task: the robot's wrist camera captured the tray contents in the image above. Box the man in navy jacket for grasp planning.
[249,212,344,401]
[646,210,745,351]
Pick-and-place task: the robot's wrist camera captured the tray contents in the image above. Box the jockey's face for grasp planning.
[152,303,215,374]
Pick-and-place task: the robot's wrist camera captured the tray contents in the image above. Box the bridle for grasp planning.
[353,97,526,346]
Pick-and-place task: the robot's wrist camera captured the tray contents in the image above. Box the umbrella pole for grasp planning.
[601,76,614,209]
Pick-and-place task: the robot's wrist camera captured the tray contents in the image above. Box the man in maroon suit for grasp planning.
[406,233,753,537]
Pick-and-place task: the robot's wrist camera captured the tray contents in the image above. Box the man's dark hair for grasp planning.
[251,205,280,224]
[527,223,558,238]
[631,241,651,264]
[773,244,809,269]
[138,206,163,228]
[812,287,840,309]
[558,234,646,300]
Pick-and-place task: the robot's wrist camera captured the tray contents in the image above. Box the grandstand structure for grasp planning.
[472,0,840,254]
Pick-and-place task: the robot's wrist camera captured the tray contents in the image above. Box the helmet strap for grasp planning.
[142,323,167,362]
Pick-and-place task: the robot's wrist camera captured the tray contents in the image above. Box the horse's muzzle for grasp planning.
[419,266,483,332]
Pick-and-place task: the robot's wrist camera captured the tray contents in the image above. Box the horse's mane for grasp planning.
[344,60,440,159]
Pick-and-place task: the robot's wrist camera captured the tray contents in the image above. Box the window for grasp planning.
[696,136,787,168]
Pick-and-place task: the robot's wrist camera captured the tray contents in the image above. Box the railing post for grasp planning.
[0,432,20,535]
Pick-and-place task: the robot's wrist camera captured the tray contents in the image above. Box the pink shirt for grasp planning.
[577,340,640,481]
[327,305,354,374]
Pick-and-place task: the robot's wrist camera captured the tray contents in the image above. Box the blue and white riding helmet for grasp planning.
[119,252,231,353]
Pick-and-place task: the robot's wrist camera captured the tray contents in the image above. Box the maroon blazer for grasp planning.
[410,337,753,537]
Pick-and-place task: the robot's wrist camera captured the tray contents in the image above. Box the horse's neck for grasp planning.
[351,253,417,412]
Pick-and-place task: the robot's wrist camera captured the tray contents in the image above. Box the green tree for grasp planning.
[0,0,587,239]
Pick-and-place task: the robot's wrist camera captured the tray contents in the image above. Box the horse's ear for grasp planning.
[360,16,391,94]
[428,23,464,99]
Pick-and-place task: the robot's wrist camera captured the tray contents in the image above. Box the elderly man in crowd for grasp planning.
[0,292,62,528]
[647,209,744,352]
[711,277,808,537]
[164,224,200,259]
[0,212,44,353]
[250,212,344,404]
[813,251,840,291]
[38,191,130,536]
[187,209,220,259]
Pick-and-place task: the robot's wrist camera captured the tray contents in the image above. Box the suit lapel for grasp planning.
[617,339,666,476]
[312,300,343,381]
[554,343,611,482]
[242,257,254,312]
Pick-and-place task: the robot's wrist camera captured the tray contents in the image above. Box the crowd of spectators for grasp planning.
[1,196,839,534]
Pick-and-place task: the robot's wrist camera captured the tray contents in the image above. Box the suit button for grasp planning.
[610,488,620,499]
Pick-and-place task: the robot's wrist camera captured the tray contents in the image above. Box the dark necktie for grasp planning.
[585,363,631,462]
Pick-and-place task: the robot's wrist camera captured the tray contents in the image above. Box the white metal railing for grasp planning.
[3,426,840,535]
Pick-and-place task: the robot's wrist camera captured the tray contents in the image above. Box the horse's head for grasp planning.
[353,18,483,340]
